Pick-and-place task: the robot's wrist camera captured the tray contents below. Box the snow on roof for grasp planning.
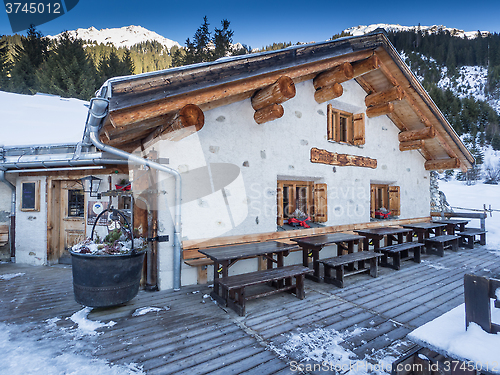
[0,91,89,148]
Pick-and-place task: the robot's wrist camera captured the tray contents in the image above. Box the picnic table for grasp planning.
[431,218,469,235]
[290,233,365,282]
[354,226,412,250]
[198,241,300,305]
[402,222,447,243]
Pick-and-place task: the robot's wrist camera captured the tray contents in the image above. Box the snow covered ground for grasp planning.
[0,307,145,375]
[439,179,500,249]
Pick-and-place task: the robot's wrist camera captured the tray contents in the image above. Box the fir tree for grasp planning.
[212,19,234,60]
[0,36,10,90]
[174,16,237,66]
[193,16,211,62]
[121,50,135,76]
[37,31,98,100]
[98,49,135,83]
[171,46,186,67]
[10,25,50,94]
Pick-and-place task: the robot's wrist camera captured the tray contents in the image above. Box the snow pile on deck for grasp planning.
[0,322,144,374]
[268,327,406,374]
[132,307,166,316]
[0,272,25,280]
[67,307,116,336]
[409,301,500,367]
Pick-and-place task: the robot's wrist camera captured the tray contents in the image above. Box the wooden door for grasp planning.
[58,180,85,263]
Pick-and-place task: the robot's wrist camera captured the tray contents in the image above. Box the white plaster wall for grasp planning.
[15,176,47,265]
[154,79,430,289]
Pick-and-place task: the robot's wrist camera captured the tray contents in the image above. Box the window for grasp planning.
[21,181,40,211]
[277,180,327,225]
[68,190,85,217]
[370,184,400,218]
[327,104,365,145]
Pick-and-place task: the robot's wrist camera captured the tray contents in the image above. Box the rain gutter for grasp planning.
[83,87,183,291]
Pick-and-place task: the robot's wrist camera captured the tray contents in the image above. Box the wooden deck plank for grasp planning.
[145,336,259,374]
[174,345,268,374]
[205,352,285,375]
[0,244,497,373]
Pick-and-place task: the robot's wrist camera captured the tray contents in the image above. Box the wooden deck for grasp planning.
[1,245,499,374]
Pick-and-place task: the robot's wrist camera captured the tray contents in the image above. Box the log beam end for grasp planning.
[254,104,284,124]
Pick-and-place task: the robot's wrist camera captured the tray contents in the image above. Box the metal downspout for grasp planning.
[85,96,183,290]
[0,170,16,261]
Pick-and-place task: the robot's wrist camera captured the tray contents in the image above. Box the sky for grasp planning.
[1,0,500,48]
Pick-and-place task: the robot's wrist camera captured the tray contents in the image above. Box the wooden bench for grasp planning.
[183,239,301,284]
[377,242,423,270]
[182,248,214,284]
[217,265,312,316]
[457,228,486,249]
[0,224,8,247]
[317,251,382,288]
[424,234,459,256]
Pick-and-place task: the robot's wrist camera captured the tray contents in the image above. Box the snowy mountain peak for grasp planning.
[47,25,181,50]
[344,24,489,39]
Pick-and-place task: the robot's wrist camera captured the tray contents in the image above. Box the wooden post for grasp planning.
[366,102,394,118]
[399,140,425,151]
[464,274,492,333]
[352,55,380,77]
[398,127,436,142]
[254,104,284,124]
[313,62,354,90]
[365,86,405,108]
[251,76,296,111]
[314,83,343,103]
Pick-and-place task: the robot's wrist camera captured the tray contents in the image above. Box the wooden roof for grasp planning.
[98,31,474,170]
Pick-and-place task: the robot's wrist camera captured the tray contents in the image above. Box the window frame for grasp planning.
[278,180,313,220]
[327,104,365,146]
[370,184,400,218]
[67,189,85,218]
[277,180,328,225]
[20,181,40,212]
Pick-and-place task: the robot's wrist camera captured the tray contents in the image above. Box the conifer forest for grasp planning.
[1,21,500,177]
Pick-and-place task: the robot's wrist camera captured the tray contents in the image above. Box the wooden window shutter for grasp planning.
[370,185,376,218]
[352,113,365,145]
[327,104,333,140]
[388,186,400,217]
[333,112,340,142]
[277,183,284,226]
[313,183,328,222]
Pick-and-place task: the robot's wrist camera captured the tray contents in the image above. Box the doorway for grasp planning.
[49,180,86,264]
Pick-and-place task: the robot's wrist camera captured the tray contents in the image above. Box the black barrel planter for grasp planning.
[70,249,146,307]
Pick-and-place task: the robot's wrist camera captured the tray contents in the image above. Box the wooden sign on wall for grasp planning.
[310,147,377,169]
